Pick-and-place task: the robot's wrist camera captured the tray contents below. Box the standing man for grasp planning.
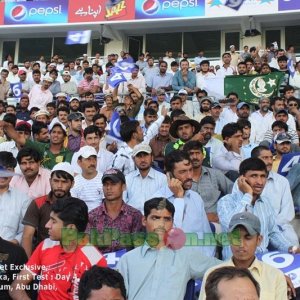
[16,94,31,121]
[10,147,51,200]
[71,146,104,212]
[125,144,167,213]
[67,112,84,152]
[78,67,100,96]
[87,168,143,253]
[21,162,74,257]
[61,70,78,95]
[216,53,236,78]
[0,69,10,102]
[28,77,53,110]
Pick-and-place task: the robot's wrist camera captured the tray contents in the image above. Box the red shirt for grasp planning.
[26,238,107,300]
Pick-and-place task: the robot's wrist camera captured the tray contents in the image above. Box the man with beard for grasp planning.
[237,62,247,75]
[141,108,158,135]
[16,94,30,121]
[250,97,273,143]
[183,141,233,227]
[210,102,226,135]
[164,115,201,156]
[21,162,74,257]
[28,77,53,110]
[69,96,81,113]
[198,116,223,166]
[61,70,77,95]
[78,67,100,96]
[195,97,212,122]
[10,147,51,200]
[154,150,215,257]
[67,112,85,152]
[32,121,49,143]
[218,158,300,259]
[125,144,167,213]
[71,146,104,212]
[143,56,159,88]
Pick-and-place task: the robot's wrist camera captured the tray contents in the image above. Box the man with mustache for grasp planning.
[154,150,215,257]
[232,145,298,246]
[21,162,75,257]
[10,147,51,200]
[71,146,104,212]
[218,158,300,259]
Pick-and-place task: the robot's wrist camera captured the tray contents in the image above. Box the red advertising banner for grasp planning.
[68,0,135,23]
[0,2,4,25]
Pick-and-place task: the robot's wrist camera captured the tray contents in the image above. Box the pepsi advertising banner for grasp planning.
[4,0,68,25]
[135,0,205,19]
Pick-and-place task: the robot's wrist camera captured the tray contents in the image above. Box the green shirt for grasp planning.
[25,139,73,170]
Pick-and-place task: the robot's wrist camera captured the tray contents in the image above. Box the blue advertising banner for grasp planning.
[135,0,205,19]
[278,0,300,11]
[277,152,300,176]
[4,0,68,25]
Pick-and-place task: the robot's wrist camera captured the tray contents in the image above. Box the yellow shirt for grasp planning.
[272,155,281,173]
[199,258,287,300]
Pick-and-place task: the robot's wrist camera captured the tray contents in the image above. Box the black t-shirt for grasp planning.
[0,237,27,299]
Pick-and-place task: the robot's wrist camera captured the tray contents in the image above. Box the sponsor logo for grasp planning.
[105,0,127,19]
[11,5,27,21]
[10,4,62,21]
[142,0,160,15]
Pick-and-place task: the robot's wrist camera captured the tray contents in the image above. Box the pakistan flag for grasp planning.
[224,72,285,104]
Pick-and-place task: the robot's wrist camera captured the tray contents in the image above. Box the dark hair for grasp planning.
[78,266,126,300]
[84,91,94,98]
[222,52,231,58]
[244,57,254,64]
[46,102,56,109]
[82,101,99,112]
[120,120,140,142]
[57,100,69,108]
[199,116,216,128]
[200,60,210,66]
[6,105,16,112]
[205,266,260,300]
[226,92,238,99]
[170,61,178,67]
[17,147,42,164]
[29,107,39,115]
[164,150,191,173]
[277,55,288,62]
[221,123,242,140]
[283,85,295,94]
[170,95,182,104]
[239,158,267,175]
[170,109,185,122]
[1,69,9,74]
[32,69,41,75]
[237,119,251,129]
[180,59,189,66]
[250,46,256,53]
[270,96,284,106]
[0,151,17,169]
[238,61,247,67]
[162,115,171,124]
[183,140,203,153]
[51,170,74,182]
[83,125,101,139]
[3,113,17,127]
[143,108,157,117]
[159,60,168,67]
[287,97,299,105]
[51,197,88,232]
[197,89,208,97]
[32,121,48,136]
[147,101,159,110]
[0,100,5,107]
[49,69,58,76]
[251,145,270,158]
[57,106,70,114]
[144,197,175,218]
[271,120,288,131]
[93,113,107,124]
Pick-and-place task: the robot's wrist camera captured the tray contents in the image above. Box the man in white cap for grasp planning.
[71,145,104,212]
[28,76,53,110]
[69,96,81,113]
[61,71,78,95]
[124,144,167,213]
[21,162,75,257]
[229,45,240,68]
[33,109,50,124]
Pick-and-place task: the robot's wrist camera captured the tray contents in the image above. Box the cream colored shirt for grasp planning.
[199,258,287,300]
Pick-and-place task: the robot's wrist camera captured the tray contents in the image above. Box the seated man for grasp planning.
[218,157,300,258]
[232,145,298,246]
[200,212,287,300]
[125,144,167,213]
[0,151,31,244]
[79,266,126,300]
[87,168,143,253]
[10,197,107,300]
[117,197,221,300]
[183,141,233,224]
[154,150,214,257]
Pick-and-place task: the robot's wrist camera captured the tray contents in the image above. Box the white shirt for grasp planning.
[196,72,216,89]
[0,140,19,157]
[163,57,176,71]
[124,168,167,213]
[71,172,104,212]
[264,113,296,131]
[216,65,235,78]
[28,85,53,110]
[71,148,114,175]
[205,137,223,165]
[250,110,273,143]
[0,187,31,242]
[220,107,238,125]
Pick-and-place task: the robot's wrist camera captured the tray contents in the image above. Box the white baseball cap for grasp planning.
[178,89,188,95]
[77,146,97,159]
[51,162,74,178]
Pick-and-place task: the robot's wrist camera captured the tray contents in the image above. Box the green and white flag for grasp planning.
[224,72,285,104]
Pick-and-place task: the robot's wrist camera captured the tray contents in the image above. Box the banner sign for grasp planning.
[4,0,68,25]
[66,30,91,45]
[224,72,284,105]
[257,251,300,288]
[277,152,300,177]
[278,0,300,11]
[0,2,4,25]
[135,0,205,19]
[68,0,135,23]
[10,83,22,99]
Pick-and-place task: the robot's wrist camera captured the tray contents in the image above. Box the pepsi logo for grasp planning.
[11,5,27,21]
[142,0,160,15]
